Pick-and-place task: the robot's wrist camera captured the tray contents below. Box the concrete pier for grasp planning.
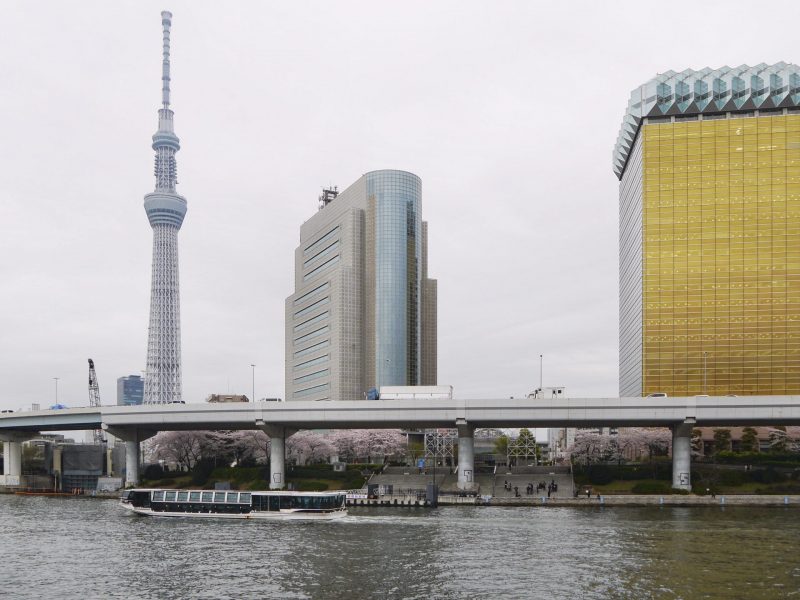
[125,441,139,488]
[2,441,22,479]
[0,433,30,486]
[103,427,155,487]
[259,424,296,490]
[457,421,475,490]
[672,421,693,491]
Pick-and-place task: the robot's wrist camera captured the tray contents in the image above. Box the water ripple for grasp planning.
[0,497,798,599]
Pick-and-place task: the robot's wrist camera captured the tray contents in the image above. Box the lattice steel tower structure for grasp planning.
[143,11,187,404]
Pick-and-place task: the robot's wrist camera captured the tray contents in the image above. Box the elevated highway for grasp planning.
[2,396,799,492]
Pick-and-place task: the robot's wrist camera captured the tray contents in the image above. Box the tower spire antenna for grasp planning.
[151,10,180,193]
[161,10,172,110]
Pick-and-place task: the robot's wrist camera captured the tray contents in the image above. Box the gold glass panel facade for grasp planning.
[641,115,800,395]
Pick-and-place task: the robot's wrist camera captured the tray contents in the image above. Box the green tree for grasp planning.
[740,427,758,453]
[494,434,509,456]
[713,428,731,455]
[516,428,536,447]
[508,428,537,463]
[407,440,424,462]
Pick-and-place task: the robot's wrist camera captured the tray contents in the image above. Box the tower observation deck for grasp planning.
[143,11,187,404]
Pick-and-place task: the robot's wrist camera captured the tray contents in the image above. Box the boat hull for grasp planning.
[121,502,347,520]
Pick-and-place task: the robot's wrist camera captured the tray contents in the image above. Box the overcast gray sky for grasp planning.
[1,0,798,410]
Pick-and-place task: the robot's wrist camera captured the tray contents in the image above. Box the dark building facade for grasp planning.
[117,375,144,406]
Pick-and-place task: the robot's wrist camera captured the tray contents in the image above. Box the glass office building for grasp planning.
[615,63,800,397]
[117,375,145,406]
[285,170,437,401]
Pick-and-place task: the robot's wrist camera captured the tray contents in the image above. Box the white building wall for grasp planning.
[619,133,644,397]
[286,179,367,402]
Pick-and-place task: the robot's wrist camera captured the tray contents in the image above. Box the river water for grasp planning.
[0,495,798,599]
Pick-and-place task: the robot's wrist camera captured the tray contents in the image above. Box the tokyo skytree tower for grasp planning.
[143,11,187,404]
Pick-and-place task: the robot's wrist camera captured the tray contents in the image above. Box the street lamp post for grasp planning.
[251,364,256,403]
[539,354,543,392]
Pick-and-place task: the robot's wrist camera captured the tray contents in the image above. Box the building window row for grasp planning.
[293,297,329,319]
[303,241,340,267]
[293,339,330,358]
[303,226,340,256]
[293,282,330,307]
[293,311,329,333]
[293,383,330,398]
[293,369,329,384]
[294,354,329,371]
[294,325,329,344]
[303,255,340,282]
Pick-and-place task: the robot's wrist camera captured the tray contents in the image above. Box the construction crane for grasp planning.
[88,358,105,444]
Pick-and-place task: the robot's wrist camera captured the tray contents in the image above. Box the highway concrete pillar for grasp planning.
[103,427,156,488]
[456,421,475,491]
[0,432,31,486]
[672,421,694,492]
[126,440,140,488]
[259,424,296,490]
[3,441,22,477]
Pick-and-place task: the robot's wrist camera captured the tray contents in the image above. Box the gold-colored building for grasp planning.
[615,64,800,397]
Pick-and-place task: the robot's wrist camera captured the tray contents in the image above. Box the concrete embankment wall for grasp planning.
[487,494,800,507]
[347,494,800,508]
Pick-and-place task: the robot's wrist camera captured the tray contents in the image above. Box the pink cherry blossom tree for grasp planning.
[149,431,204,470]
[330,429,406,463]
[286,430,336,465]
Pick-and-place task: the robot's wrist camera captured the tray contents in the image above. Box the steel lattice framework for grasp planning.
[506,432,538,464]
[87,359,105,443]
[143,12,187,404]
[424,428,456,462]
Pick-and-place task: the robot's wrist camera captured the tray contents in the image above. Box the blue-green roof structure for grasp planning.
[613,62,800,179]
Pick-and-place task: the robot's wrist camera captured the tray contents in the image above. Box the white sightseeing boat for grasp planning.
[121,489,347,520]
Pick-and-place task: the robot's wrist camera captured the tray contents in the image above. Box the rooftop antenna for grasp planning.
[318,186,339,210]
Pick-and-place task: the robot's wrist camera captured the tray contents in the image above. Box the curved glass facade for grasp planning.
[368,170,422,387]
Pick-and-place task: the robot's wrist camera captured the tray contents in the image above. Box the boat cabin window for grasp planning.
[177,491,189,502]
[239,493,251,504]
[202,492,213,502]
[128,490,152,508]
[189,491,201,502]
[165,491,177,502]
[214,492,226,503]
[249,493,344,511]
[226,492,239,503]
[152,491,165,502]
